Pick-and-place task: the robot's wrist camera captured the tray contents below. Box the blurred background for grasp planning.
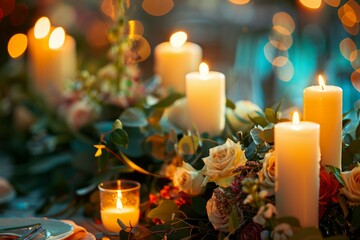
[0,0,359,201]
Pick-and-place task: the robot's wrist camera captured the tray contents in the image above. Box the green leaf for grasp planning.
[342,109,353,118]
[228,206,241,233]
[226,99,236,110]
[178,135,200,156]
[265,108,277,124]
[152,93,184,108]
[290,227,323,240]
[351,206,360,228]
[274,99,284,117]
[348,139,360,154]
[191,197,207,216]
[275,216,301,227]
[324,165,345,186]
[147,200,179,222]
[248,115,268,128]
[145,134,166,160]
[112,119,123,129]
[259,128,274,143]
[110,128,129,148]
[119,107,147,127]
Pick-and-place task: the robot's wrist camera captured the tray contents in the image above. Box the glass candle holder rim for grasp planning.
[98,179,141,193]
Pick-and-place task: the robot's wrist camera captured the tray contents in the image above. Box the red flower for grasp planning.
[237,222,263,240]
[319,168,341,218]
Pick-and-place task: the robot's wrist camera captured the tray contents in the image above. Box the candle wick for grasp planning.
[321,85,325,91]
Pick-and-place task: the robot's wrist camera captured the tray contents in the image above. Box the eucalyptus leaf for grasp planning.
[258,128,274,143]
[178,135,200,156]
[152,93,184,108]
[265,108,277,124]
[110,128,129,148]
[147,200,179,222]
[250,128,263,145]
[290,227,323,240]
[112,119,123,129]
[342,119,351,129]
[147,108,165,126]
[274,99,284,117]
[119,107,147,127]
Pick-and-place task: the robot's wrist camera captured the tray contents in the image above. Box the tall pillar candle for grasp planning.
[154,31,202,93]
[275,112,320,227]
[303,75,342,169]
[186,62,225,136]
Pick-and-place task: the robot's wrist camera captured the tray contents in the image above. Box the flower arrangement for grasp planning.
[94,99,360,239]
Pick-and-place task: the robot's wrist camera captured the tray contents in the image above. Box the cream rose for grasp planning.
[173,162,205,196]
[257,150,276,196]
[206,192,230,232]
[201,138,247,187]
[340,165,360,206]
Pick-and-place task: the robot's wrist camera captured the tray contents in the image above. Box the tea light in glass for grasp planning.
[98,180,140,232]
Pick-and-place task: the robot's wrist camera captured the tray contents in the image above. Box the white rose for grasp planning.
[226,100,263,133]
[173,162,205,196]
[340,166,360,206]
[201,138,247,187]
[257,150,276,196]
[164,97,189,130]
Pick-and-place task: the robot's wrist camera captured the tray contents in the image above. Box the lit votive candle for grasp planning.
[275,111,320,227]
[303,74,343,169]
[154,31,202,93]
[98,180,140,233]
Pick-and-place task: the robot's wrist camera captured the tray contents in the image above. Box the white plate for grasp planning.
[0,217,73,239]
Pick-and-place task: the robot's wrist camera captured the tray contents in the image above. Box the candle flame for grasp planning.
[116,191,123,209]
[170,31,187,48]
[49,27,65,49]
[292,111,300,124]
[318,74,326,91]
[34,17,51,39]
[199,62,209,75]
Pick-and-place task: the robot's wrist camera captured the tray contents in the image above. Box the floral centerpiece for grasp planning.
[94,98,360,239]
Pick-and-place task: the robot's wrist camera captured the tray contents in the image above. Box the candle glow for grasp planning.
[199,62,209,76]
[49,27,65,49]
[292,111,300,124]
[34,17,51,39]
[318,74,325,91]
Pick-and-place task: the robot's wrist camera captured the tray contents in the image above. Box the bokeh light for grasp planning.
[323,0,340,7]
[142,0,174,16]
[272,56,289,67]
[350,50,360,71]
[101,0,116,20]
[34,17,51,39]
[263,42,289,64]
[49,27,65,49]
[299,0,322,9]
[272,12,295,34]
[340,38,357,61]
[269,27,293,51]
[228,0,250,5]
[275,59,294,82]
[8,33,28,58]
[170,31,187,48]
[338,1,360,35]
[351,70,360,92]
[127,34,151,63]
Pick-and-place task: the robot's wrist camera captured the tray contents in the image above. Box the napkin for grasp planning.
[62,220,87,240]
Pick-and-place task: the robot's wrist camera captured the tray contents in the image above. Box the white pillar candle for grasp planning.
[275,112,320,227]
[303,75,343,169]
[154,31,202,93]
[28,18,76,106]
[186,62,226,136]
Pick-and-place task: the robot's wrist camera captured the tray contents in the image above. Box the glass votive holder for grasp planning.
[98,179,140,233]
